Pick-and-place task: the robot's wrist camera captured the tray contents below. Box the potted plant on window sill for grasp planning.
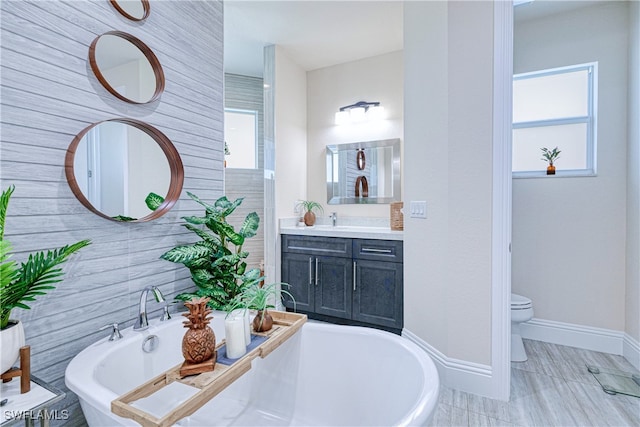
[1,185,90,374]
[541,146,561,175]
[296,200,324,227]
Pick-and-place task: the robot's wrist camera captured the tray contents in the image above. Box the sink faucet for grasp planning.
[330,212,337,226]
[134,286,167,331]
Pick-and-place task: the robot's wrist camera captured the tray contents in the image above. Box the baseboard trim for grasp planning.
[623,333,640,370]
[402,322,640,398]
[402,329,498,398]
[520,318,640,370]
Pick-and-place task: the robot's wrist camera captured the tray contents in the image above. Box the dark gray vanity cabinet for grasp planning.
[281,236,353,320]
[352,239,403,330]
[281,235,403,333]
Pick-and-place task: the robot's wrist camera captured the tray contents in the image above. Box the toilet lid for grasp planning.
[511,293,532,308]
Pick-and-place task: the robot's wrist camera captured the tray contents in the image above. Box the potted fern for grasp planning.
[541,147,561,175]
[160,192,262,310]
[296,200,324,226]
[1,185,90,373]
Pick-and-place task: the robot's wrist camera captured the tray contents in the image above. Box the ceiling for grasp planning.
[223,1,404,78]
[223,1,607,78]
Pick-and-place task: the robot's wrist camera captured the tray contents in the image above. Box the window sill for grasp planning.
[512,170,597,179]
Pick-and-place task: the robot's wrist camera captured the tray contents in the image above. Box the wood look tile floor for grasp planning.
[430,339,640,426]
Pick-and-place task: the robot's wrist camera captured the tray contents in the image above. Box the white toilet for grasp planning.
[511,293,533,362]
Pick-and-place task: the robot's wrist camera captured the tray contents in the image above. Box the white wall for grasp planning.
[513,2,629,331]
[404,0,494,366]
[306,51,403,218]
[627,0,640,343]
[274,46,308,219]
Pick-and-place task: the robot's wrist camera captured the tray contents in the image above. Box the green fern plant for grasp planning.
[0,185,91,329]
[160,192,262,310]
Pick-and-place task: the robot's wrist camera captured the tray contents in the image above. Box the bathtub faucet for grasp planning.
[134,286,166,331]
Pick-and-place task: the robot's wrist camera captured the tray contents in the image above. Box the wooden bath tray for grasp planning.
[111,311,306,427]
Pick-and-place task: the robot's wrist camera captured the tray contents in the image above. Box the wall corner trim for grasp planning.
[402,328,505,399]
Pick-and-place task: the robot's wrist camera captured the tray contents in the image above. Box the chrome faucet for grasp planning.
[134,286,167,331]
[330,212,337,226]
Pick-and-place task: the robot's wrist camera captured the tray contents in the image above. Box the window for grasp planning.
[224,109,258,169]
[512,63,597,177]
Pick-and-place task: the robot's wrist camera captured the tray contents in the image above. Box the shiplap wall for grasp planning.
[223,73,264,271]
[0,1,223,425]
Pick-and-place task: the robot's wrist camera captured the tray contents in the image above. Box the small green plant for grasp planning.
[241,282,295,312]
[0,185,91,329]
[235,282,296,331]
[160,192,261,310]
[296,200,324,215]
[540,147,561,166]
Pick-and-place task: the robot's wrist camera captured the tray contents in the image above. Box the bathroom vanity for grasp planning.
[281,225,403,334]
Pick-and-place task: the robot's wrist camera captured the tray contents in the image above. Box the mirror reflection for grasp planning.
[109,0,150,21]
[66,119,183,222]
[326,138,401,205]
[89,31,164,104]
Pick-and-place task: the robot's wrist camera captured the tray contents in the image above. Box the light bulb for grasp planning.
[367,105,385,121]
[350,107,366,122]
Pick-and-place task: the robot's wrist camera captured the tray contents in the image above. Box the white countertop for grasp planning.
[280,224,403,241]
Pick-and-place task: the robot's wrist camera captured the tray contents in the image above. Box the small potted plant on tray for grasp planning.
[241,282,295,332]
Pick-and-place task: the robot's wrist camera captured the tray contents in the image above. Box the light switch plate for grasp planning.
[409,201,427,218]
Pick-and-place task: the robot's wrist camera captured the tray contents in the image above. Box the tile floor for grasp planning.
[430,339,640,426]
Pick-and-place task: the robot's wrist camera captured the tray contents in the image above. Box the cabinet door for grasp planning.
[352,260,403,329]
[315,256,353,320]
[281,253,315,312]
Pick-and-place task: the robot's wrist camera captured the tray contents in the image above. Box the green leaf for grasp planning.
[239,212,260,239]
[187,192,219,213]
[145,192,165,211]
[0,185,15,241]
[184,224,222,246]
[182,216,208,225]
[113,215,137,221]
[207,220,244,246]
[217,197,244,218]
[191,269,214,286]
[160,243,212,264]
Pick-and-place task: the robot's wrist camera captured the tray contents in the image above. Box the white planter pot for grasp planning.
[1,320,26,374]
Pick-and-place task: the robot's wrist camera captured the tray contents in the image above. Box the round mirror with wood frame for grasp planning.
[89,31,165,104]
[65,118,183,222]
[109,0,150,21]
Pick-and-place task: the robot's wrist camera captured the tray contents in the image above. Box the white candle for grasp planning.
[224,314,247,359]
[230,309,251,346]
[243,309,251,345]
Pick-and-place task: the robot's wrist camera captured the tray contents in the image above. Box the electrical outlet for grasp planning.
[409,201,427,219]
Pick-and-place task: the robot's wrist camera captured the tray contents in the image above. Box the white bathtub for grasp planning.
[65,312,439,426]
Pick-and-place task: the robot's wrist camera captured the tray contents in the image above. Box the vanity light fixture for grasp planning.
[335,101,385,125]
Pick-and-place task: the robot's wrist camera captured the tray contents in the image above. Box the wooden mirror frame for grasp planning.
[109,0,150,21]
[88,31,165,104]
[65,118,184,222]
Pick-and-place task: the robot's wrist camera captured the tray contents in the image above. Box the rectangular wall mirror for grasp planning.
[326,138,401,205]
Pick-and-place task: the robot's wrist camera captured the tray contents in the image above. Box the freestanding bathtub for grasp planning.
[66,312,439,426]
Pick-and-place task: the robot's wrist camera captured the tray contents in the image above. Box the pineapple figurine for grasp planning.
[180,297,216,376]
